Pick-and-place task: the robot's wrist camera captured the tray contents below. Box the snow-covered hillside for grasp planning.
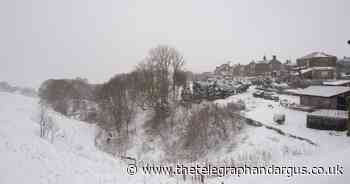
[0,92,174,184]
[1,90,350,184]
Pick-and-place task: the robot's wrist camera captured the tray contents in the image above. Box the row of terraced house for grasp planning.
[215,51,342,80]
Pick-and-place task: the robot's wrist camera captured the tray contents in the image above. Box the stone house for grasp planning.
[296,52,337,80]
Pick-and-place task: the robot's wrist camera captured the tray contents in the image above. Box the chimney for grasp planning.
[273,55,276,60]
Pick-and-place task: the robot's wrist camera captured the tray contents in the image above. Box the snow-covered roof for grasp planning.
[323,80,350,86]
[308,109,348,119]
[257,60,269,64]
[341,73,350,77]
[300,68,313,74]
[312,66,335,70]
[299,52,336,60]
[294,85,350,97]
[272,82,288,88]
[299,67,335,74]
[338,57,350,63]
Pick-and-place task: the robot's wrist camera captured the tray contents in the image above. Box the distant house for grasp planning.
[294,86,350,110]
[232,64,247,76]
[246,61,256,76]
[337,57,350,67]
[296,52,337,80]
[248,56,282,76]
[269,55,282,77]
[239,65,247,76]
[299,67,336,80]
[214,63,233,76]
[269,55,282,70]
[283,60,295,70]
[222,55,284,78]
[337,57,350,78]
[255,56,270,76]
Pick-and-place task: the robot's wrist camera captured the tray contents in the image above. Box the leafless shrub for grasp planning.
[94,128,131,157]
[179,102,245,160]
[38,102,59,143]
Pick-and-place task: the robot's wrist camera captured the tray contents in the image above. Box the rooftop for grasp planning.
[299,52,336,60]
[323,80,350,86]
[257,59,269,64]
[308,109,348,119]
[294,85,350,97]
[300,67,335,74]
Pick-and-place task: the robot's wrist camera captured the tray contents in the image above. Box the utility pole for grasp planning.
[348,40,350,136]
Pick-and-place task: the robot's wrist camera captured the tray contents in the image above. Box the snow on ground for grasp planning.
[0,92,176,184]
[213,86,350,183]
[1,88,350,184]
[215,86,350,154]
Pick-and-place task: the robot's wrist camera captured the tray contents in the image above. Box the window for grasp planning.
[321,71,329,77]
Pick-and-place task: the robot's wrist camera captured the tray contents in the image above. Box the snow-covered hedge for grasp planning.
[183,79,250,101]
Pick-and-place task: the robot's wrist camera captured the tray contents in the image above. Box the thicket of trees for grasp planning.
[38,45,244,159]
[135,46,186,108]
[95,73,137,155]
[38,78,98,122]
[184,103,244,158]
[95,45,187,130]
[158,102,245,161]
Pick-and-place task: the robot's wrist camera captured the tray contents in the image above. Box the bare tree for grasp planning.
[135,45,186,108]
[133,45,186,131]
[171,50,185,101]
[347,97,350,136]
[97,74,136,136]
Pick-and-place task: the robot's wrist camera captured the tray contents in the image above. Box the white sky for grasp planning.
[0,0,349,88]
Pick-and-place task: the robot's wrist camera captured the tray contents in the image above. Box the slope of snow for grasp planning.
[0,92,175,184]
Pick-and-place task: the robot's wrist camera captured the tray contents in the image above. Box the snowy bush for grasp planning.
[176,102,245,160]
[188,79,250,101]
[273,113,285,125]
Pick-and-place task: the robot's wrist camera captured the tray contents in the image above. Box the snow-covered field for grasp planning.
[1,90,350,184]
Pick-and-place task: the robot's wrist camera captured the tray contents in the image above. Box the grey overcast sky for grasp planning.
[0,0,349,88]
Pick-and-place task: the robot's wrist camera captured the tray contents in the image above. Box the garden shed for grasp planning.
[306,109,348,131]
[294,86,350,110]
